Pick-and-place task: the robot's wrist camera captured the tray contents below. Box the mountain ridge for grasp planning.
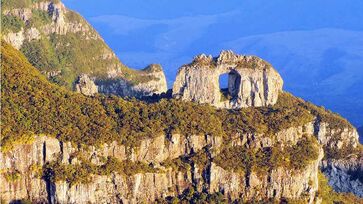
[1,0,167,96]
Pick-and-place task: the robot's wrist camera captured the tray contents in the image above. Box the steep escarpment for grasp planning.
[1,42,362,203]
[321,157,363,197]
[173,51,283,108]
[1,0,167,96]
[1,133,323,203]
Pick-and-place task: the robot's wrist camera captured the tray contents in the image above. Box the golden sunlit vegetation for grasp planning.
[214,136,320,175]
[1,0,156,89]
[43,156,157,186]
[0,41,357,161]
[1,38,362,203]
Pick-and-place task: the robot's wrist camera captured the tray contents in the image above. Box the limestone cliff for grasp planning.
[173,51,283,108]
[0,124,323,204]
[1,0,167,96]
[2,120,360,203]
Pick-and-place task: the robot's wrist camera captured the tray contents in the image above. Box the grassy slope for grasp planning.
[1,0,156,89]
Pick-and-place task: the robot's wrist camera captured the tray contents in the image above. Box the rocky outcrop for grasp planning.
[173,51,283,108]
[314,121,363,198]
[209,158,321,202]
[1,121,325,203]
[97,64,168,98]
[321,157,363,197]
[315,121,359,150]
[75,74,98,96]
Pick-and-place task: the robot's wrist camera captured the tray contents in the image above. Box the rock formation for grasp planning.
[173,51,283,108]
[75,74,98,96]
[1,122,324,204]
[321,157,363,197]
[2,117,361,203]
[97,64,168,98]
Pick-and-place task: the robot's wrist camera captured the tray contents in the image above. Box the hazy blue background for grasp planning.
[63,0,363,129]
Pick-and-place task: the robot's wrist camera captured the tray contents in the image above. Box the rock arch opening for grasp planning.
[219,70,241,101]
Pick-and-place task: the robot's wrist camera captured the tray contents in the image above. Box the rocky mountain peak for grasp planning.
[173,51,283,108]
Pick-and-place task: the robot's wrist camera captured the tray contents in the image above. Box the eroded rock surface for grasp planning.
[173,51,283,108]
[97,64,168,98]
[75,74,98,96]
[0,121,340,204]
[321,157,363,197]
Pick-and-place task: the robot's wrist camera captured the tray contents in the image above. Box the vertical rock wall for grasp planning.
[173,51,283,108]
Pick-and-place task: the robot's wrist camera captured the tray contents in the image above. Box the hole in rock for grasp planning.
[219,70,241,101]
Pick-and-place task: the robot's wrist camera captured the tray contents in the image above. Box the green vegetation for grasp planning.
[1,14,25,33]
[21,38,60,73]
[161,157,192,173]
[29,9,52,27]
[1,41,357,163]
[214,136,320,175]
[236,57,271,70]
[1,0,31,9]
[303,102,352,130]
[161,147,210,174]
[1,0,156,88]
[220,92,314,141]
[317,171,363,204]
[1,0,60,10]
[156,188,227,204]
[4,170,21,182]
[43,156,157,186]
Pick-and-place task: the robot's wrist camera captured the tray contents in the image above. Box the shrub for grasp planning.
[43,156,157,186]
[214,136,320,174]
[1,14,25,33]
[4,170,21,182]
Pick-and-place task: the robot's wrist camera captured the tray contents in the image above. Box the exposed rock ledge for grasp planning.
[321,156,363,197]
[173,50,283,108]
[74,64,168,97]
[97,64,168,98]
[74,74,98,96]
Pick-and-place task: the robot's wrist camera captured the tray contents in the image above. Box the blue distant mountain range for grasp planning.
[63,0,363,127]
